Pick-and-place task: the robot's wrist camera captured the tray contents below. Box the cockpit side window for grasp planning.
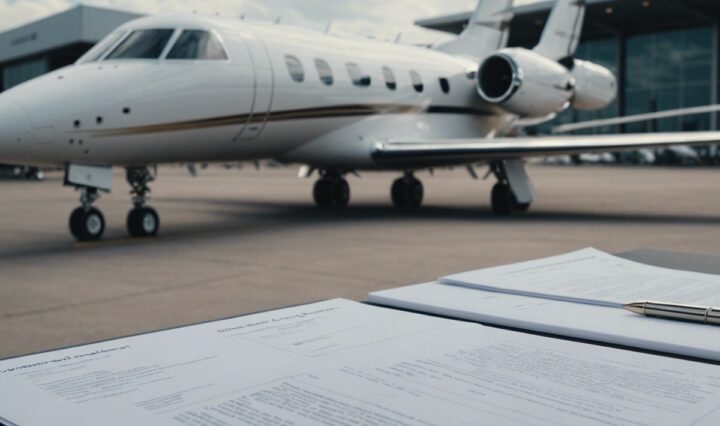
[106,29,175,60]
[166,30,229,60]
[77,30,128,64]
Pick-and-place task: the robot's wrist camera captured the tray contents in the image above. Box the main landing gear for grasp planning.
[66,164,160,241]
[313,171,350,208]
[391,172,423,208]
[126,167,160,238]
[489,160,534,215]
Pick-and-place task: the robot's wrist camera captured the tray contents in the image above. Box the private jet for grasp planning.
[0,0,718,241]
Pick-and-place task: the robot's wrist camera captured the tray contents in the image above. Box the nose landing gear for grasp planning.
[126,167,160,238]
[69,188,105,242]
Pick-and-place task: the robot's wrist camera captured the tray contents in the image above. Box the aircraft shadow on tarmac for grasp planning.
[2,197,718,260]
[162,198,720,231]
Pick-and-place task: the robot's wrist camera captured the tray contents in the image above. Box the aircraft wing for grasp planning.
[372,131,720,168]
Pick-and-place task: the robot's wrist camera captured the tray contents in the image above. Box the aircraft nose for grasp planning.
[0,98,33,163]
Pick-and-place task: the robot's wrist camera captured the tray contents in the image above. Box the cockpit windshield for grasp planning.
[106,29,175,60]
[77,30,127,64]
[77,28,230,63]
[166,30,228,60]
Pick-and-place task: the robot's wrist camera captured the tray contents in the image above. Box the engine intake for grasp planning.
[476,48,575,118]
[478,54,520,102]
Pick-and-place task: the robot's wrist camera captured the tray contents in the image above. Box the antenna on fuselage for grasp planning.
[240,13,245,20]
[325,22,333,34]
[394,33,402,43]
[275,16,282,24]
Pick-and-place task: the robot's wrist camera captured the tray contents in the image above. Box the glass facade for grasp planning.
[625,27,715,133]
[2,56,48,91]
[544,26,717,140]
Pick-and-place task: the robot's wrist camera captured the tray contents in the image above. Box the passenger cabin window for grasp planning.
[347,63,371,87]
[382,67,397,90]
[78,31,127,63]
[166,30,228,60]
[439,77,450,94]
[315,59,333,85]
[285,55,305,82]
[106,29,175,60]
[410,71,424,93]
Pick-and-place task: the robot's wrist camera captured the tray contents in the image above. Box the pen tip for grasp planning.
[624,302,645,315]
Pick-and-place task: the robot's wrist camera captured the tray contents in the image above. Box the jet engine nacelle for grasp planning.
[476,48,575,118]
[569,59,617,110]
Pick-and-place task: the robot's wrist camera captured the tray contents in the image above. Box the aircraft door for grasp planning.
[236,33,274,140]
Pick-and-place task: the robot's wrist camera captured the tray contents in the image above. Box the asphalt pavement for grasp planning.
[1,164,719,358]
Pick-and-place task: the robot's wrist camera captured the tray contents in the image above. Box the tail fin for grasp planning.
[437,0,514,60]
[534,0,586,60]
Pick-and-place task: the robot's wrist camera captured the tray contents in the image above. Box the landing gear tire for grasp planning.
[391,176,423,208]
[126,167,160,238]
[127,207,160,237]
[491,183,530,215]
[69,207,105,241]
[313,176,350,208]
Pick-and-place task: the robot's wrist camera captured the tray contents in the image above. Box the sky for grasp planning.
[0,0,538,45]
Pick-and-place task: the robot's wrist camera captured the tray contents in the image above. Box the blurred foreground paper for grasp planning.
[1,299,720,425]
[441,247,720,307]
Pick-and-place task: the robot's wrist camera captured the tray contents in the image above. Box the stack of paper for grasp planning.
[369,248,720,361]
[2,299,720,426]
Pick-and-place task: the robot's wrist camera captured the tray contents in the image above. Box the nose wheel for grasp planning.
[313,172,350,208]
[69,193,105,242]
[126,167,160,238]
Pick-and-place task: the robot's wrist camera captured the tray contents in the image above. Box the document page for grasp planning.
[168,325,720,426]
[0,299,451,426]
[369,282,720,361]
[441,247,720,307]
[3,299,720,426]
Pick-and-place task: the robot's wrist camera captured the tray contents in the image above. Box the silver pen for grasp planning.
[624,301,720,325]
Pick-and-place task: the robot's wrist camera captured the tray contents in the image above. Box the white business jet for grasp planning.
[0,0,718,241]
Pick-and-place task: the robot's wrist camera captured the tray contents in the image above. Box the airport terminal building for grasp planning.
[418,0,720,137]
[0,1,719,163]
[0,5,140,93]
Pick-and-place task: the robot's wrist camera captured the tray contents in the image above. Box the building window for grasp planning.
[2,57,48,90]
[626,27,713,133]
[382,66,397,90]
[106,29,175,60]
[439,78,450,94]
[166,30,228,60]
[410,71,423,92]
[346,63,371,87]
[285,55,305,82]
[315,59,333,85]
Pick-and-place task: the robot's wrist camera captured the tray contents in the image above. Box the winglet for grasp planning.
[533,0,586,61]
[437,0,515,60]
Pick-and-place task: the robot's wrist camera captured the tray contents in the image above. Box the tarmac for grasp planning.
[1,164,720,359]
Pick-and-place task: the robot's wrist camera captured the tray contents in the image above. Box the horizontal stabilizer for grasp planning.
[372,132,720,168]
